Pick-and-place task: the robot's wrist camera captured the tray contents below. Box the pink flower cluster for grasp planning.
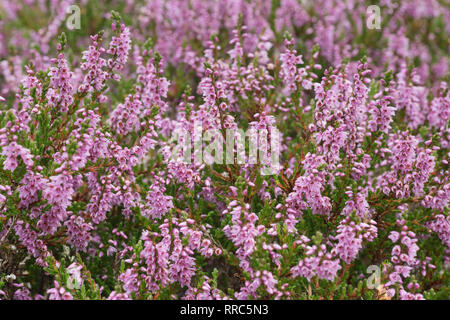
[0,0,448,301]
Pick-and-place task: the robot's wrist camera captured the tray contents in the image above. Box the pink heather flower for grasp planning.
[37,205,68,235]
[1,1,449,301]
[427,215,450,248]
[18,171,46,208]
[67,262,84,287]
[13,284,32,300]
[107,23,132,74]
[222,202,265,271]
[64,215,93,251]
[388,231,400,243]
[107,291,131,300]
[334,217,377,263]
[399,288,425,300]
[286,155,331,217]
[79,35,108,93]
[428,92,450,129]
[388,131,418,174]
[384,220,430,299]
[342,189,371,218]
[183,276,227,300]
[106,23,131,81]
[46,53,74,113]
[1,141,33,171]
[280,37,306,93]
[143,183,173,220]
[14,220,50,266]
[368,97,396,133]
[43,174,74,210]
[167,161,201,189]
[291,246,341,282]
[110,94,143,135]
[421,183,450,211]
[228,27,244,64]
[118,268,140,295]
[136,53,170,113]
[47,281,74,300]
[261,270,278,295]
[412,148,435,196]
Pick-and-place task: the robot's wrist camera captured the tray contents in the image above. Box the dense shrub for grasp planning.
[0,0,448,300]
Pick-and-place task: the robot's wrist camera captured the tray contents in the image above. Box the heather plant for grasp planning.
[0,1,449,300]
